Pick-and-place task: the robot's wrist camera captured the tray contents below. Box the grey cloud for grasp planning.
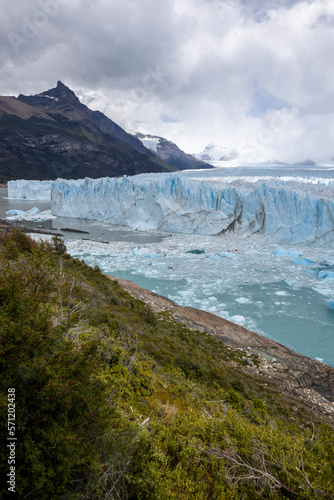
[0,0,333,161]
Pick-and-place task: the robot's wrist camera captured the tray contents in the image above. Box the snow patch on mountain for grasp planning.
[194,143,239,162]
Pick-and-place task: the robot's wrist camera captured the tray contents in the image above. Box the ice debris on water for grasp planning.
[273,247,304,258]
[292,257,315,266]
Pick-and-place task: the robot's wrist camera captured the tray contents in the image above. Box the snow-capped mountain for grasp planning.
[136,133,212,171]
[194,144,239,163]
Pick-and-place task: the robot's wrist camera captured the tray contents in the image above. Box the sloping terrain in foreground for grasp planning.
[0,226,334,499]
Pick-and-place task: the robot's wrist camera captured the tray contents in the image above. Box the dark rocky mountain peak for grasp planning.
[18,81,80,108]
[0,82,179,182]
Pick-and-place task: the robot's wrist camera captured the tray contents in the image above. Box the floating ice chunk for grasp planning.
[219,251,236,259]
[131,247,150,256]
[285,280,297,287]
[321,257,334,266]
[231,315,246,325]
[275,291,289,296]
[6,208,56,221]
[6,209,26,216]
[312,286,332,296]
[328,300,334,311]
[306,267,319,276]
[207,306,218,312]
[318,270,334,280]
[292,257,315,266]
[274,248,304,258]
[315,357,324,362]
[27,207,40,215]
[6,207,40,216]
[235,297,251,304]
[178,290,193,297]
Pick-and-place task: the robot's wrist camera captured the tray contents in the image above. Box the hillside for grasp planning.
[0,227,334,499]
[0,82,177,182]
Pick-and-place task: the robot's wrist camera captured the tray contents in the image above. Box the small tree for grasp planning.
[52,235,67,256]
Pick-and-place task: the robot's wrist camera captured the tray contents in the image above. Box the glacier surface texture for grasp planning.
[49,173,334,246]
[8,180,53,200]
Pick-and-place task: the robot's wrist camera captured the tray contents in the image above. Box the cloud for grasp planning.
[1,0,333,162]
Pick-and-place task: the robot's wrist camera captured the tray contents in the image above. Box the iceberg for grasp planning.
[8,180,53,200]
[6,208,56,222]
[6,209,26,216]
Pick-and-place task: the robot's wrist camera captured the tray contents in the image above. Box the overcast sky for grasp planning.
[1,0,334,162]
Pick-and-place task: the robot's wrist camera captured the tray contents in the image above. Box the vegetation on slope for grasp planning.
[0,229,333,499]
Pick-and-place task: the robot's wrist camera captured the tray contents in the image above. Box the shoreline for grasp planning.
[108,275,334,424]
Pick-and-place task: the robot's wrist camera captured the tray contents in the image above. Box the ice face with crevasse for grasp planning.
[16,170,333,246]
[8,180,53,200]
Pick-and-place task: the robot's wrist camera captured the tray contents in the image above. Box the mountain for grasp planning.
[0,81,177,182]
[136,133,213,170]
[194,143,239,163]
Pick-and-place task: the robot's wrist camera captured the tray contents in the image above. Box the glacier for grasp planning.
[49,173,334,246]
[8,179,53,200]
[8,170,334,246]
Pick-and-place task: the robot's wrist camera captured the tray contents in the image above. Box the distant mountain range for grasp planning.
[0,82,212,183]
[194,143,329,167]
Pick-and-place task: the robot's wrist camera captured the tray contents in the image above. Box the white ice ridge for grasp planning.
[8,180,53,200]
[50,173,334,246]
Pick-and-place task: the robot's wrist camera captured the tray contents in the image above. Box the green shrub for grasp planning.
[2,240,19,260]
[51,235,67,255]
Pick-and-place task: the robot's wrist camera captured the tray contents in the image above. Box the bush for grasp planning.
[51,235,67,255]
[2,240,19,260]
[2,228,35,253]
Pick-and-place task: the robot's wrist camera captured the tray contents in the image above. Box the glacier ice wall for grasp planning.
[51,174,334,246]
[8,180,54,200]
